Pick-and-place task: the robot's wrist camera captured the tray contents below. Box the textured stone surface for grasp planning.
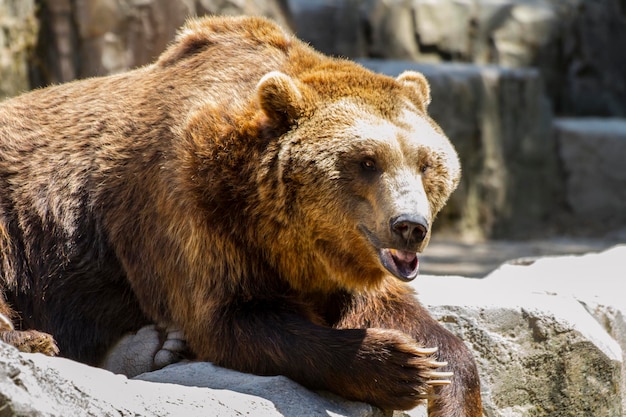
[30,0,626,115]
[0,340,384,417]
[415,248,626,416]
[484,245,626,414]
[554,118,626,229]
[405,0,626,117]
[136,362,386,417]
[361,60,560,238]
[0,0,37,99]
[421,235,621,277]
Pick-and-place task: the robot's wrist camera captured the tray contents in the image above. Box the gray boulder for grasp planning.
[415,246,626,416]
[136,362,384,417]
[289,0,367,58]
[484,245,626,414]
[0,340,383,417]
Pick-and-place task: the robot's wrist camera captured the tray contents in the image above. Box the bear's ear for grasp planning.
[257,71,306,126]
[396,71,431,111]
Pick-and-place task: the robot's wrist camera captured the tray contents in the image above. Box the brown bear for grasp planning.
[0,15,482,416]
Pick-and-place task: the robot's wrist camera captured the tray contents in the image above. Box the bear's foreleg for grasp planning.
[188,297,450,411]
[335,283,483,417]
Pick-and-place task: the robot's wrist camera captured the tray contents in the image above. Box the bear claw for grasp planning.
[425,371,454,386]
[424,357,453,385]
[415,346,439,355]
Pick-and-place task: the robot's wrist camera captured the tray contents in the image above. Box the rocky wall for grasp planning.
[289,0,626,118]
[32,0,626,118]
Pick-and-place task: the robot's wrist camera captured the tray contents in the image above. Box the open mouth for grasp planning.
[379,248,419,282]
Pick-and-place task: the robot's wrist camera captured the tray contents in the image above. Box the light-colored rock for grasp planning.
[361,60,558,239]
[485,244,626,413]
[362,0,422,60]
[484,245,626,324]
[0,340,384,417]
[136,362,386,417]
[406,0,571,67]
[414,252,625,416]
[421,235,620,277]
[554,118,626,229]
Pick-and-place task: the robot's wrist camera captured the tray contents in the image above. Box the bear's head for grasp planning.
[254,66,461,291]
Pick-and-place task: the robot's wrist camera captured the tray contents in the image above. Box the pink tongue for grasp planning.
[393,250,417,263]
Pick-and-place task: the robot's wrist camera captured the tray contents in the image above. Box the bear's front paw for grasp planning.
[347,328,452,411]
[101,324,191,378]
[0,329,60,356]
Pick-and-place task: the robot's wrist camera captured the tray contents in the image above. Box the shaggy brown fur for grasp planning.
[0,16,482,415]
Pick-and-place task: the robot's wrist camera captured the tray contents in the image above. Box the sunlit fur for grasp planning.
[0,16,479,415]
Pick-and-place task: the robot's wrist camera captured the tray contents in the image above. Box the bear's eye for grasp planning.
[361,159,378,173]
[420,163,431,174]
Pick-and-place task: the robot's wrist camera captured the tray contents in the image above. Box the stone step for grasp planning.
[554,118,626,229]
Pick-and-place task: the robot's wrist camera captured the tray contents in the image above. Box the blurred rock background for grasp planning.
[2,0,626,242]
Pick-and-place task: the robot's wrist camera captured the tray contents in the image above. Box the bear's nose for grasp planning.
[390,214,429,244]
